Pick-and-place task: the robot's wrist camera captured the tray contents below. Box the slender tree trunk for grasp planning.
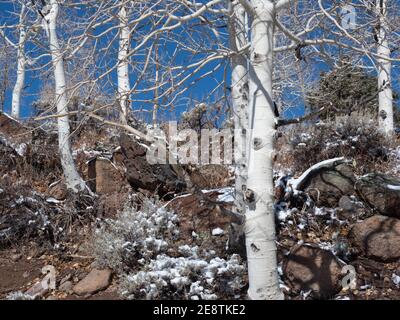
[245,0,283,300]
[376,0,394,134]
[229,1,249,215]
[46,0,86,192]
[118,4,131,124]
[11,4,26,119]
[153,38,159,129]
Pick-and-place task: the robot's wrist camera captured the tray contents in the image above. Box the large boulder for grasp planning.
[301,163,356,207]
[349,215,400,262]
[282,244,343,299]
[355,173,400,218]
[120,134,186,197]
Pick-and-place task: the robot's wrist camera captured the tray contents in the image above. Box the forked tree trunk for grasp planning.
[117,4,131,124]
[46,0,86,192]
[11,4,26,119]
[376,0,394,134]
[245,0,283,300]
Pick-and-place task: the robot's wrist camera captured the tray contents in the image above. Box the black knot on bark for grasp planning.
[253,137,263,150]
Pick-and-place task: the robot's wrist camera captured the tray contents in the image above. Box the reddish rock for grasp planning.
[95,188,130,218]
[187,165,231,189]
[349,215,400,262]
[167,191,232,239]
[47,181,67,200]
[72,269,112,296]
[87,157,125,194]
[282,244,343,299]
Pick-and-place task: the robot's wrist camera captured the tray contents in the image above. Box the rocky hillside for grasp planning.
[0,113,399,300]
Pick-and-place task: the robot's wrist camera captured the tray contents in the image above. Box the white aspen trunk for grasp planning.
[229,1,249,215]
[46,0,86,192]
[153,39,159,129]
[245,0,283,300]
[376,0,394,134]
[117,4,131,124]
[11,5,26,119]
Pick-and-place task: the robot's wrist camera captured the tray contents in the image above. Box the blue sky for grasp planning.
[0,1,398,123]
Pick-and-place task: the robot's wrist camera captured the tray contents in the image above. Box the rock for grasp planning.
[25,281,49,299]
[338,196,362,219]
[339,196,356,213]
[59,274,72,285]
[167,191,232,239]
[72,269,112,296]
[282,244,343,299]
[355,173,400,218]
[59,281,73,293]
[47,181,67,200]
[349,215,400,262]
[187,165,231,189]
[120,133,186,197]
[46,296,58,300]
[11,253,22,262]
[95,189,130,218]
[301,164,355,207]
[227,223,246,258]
[87,157,125,194]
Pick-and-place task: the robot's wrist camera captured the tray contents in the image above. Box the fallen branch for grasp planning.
[289,157,349,191]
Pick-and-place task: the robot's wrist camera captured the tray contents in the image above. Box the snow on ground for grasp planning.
[93,197,246,300]
[211,228,224,236]
[216,187,235,203]
[392,273,400,287]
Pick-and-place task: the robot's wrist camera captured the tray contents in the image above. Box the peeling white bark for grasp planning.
[376,0,394,134]
[11,5,26,119]
[245,0,283,300]
[117,4,131,123]
[46,0,86,192]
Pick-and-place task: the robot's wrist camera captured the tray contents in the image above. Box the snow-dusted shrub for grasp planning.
[92,198,179,272]
[93,196,247,299]
[120,252,246,300]
[6,291,35,300]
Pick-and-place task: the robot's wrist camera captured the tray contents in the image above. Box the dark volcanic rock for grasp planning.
[120,133,186,197]
[355,173,400,218]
